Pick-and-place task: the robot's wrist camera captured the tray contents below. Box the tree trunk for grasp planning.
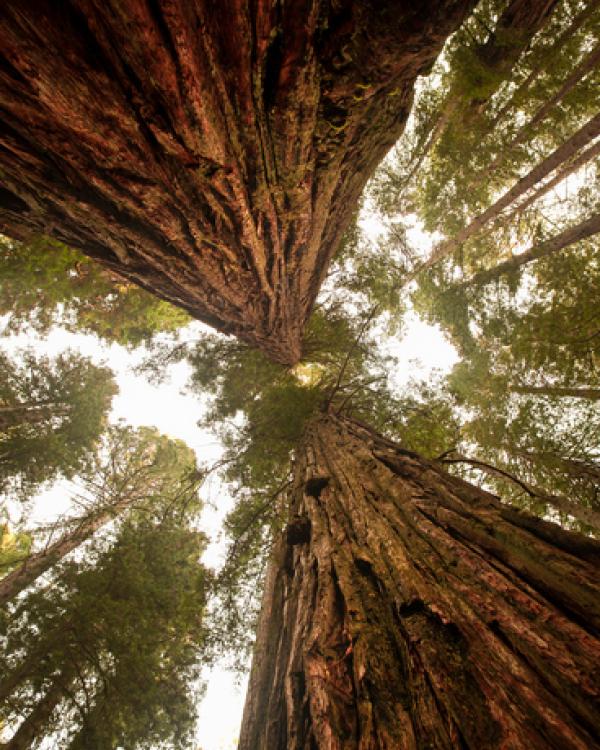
[512,384,600,400]
[2,669,74,750]
[239,413,600,749]
[507,139,600,219]
[483,41,600,177]
[440,453,600,532]
[470,0,557,86]
[517,451,600,486]
[0,655,48,707]
[402,0,558,186]
[487,0,600,132]
[0,498,133,606]
[457,212,600,289]
[0,0,474,365]
[412,112,600,278]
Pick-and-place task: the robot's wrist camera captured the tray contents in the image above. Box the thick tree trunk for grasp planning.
[457,212,600,289]
[412,112,600,278]
[0,0,474,365]
[239,413,600,749]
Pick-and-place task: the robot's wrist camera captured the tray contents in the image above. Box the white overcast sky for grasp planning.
[1,212,459,749]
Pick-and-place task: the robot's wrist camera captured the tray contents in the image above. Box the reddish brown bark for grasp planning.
[240,414,600,749]
[0,0,474,364]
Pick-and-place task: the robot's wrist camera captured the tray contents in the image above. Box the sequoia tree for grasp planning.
[239,413,600,749]
[0,0,476,364]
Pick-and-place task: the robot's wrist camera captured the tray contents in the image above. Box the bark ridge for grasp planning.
[240,414,600,749]
[0,0,476,363]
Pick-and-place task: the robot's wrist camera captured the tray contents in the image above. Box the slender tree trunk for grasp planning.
[517,450,600,485]
[456,212,600,289]
[482,42,600,178]
[507,138,600,218]
[413,112,600,278]
[0,627,71,706]
[0,498,133,606]
[0,0,475,365]
[540,489,600,531]
[512,384,600,400]
[2,669,74,750]
[240,413,600,749]
[487,0,600,132]
[403,0,558,185]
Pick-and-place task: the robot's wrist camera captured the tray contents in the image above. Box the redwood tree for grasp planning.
[239,413,600,749]
[0,0,474,364]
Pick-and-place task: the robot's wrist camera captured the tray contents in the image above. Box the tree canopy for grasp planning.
[0,0,599,746]
[0,235,190,346]
[0,517,211,749]
[0,349,117,501]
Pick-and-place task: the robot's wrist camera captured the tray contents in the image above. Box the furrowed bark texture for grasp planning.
[0,0,473,364]
[239,414,600,749]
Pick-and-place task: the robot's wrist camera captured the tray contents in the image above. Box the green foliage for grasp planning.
[0,349,117,501]
[77,422,204,523]
[0,517,211,749]
[0,524,31,576]
[0,235,190,346]
[324,217,408,334]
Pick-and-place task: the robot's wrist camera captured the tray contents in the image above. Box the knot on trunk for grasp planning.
[304,476,330,499]
[285,516,311,546]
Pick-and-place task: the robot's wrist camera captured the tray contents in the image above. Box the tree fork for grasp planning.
[0,0,475,364]
[240,413,600,749]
